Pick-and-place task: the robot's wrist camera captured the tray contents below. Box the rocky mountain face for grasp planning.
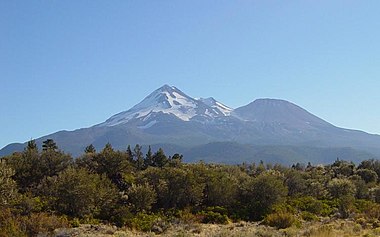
[1,85,380,164]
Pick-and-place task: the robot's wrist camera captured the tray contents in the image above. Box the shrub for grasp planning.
[242,173,288,220]
[356,169,378,183]
[21,212,69,236]
[128,213,168,233]
[0,208,25,237]
[301,211,318,221]
[198,210,229,224]
[263,212,296,229]
[289,196,332,216]
[126,183,156,212]
[327,178,356,199]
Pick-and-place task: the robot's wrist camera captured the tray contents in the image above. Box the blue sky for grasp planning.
[1,1,380,148]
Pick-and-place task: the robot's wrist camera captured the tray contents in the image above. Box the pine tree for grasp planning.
[152,148,168,168]
[168,153,183,167]
[26,139,38,152]
[144,146,153,168]
[126,145,134,163]
[42,139,58,152]
[134,144,144,170]
[84,144,96,154]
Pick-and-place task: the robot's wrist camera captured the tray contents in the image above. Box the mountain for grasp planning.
[1,84,380,164]
[98,85,233,126]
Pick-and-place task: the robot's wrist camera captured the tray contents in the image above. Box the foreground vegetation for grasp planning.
[2,139,380,236]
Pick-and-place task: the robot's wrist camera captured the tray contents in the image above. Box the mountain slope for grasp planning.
[1,85,380,163]
[99,85,233,127]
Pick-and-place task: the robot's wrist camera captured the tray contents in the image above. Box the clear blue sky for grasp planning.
[1,1,380,148]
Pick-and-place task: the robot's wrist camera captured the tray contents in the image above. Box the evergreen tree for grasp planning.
[26,139,38,152]
[134,144,144,170]
[84,144,96,154]
[144,146,153,168]
[42,139,58,152]
[168,153,183,167]
[126,145,134,163]
[93,143,132,190]
[152,148,168,168]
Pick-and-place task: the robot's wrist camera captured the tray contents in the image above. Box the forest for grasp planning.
[2,139,380,236]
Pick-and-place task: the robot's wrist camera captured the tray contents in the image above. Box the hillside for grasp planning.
[2,85,380,164]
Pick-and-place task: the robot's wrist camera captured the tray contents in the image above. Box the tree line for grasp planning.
[2,139,380,235]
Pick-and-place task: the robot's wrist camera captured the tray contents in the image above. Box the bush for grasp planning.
[0,208,25,237]
[128,213,168,233]
[21,212,69,236]
[126,183,156,212]
[198,210,229,224]
[289,196,332,216]
[264,212,296,229]
[301,211,318,221]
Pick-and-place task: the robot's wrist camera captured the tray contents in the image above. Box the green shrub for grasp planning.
[301,211,318,221]
[128,213,168,232]
[272,203,296,214]
[289,196,331,216]
[205,206,228,215]
[198,210,229,224]
[263,212,296,229]
[70,218,80,227]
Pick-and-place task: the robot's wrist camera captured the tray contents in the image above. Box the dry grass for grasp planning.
[52,219,380,237]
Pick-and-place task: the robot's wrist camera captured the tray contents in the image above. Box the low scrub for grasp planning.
[263,212,296,229]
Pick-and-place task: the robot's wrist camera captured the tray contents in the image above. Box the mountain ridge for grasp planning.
[1,85,380,164]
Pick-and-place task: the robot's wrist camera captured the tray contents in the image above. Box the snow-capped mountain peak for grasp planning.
[131,84,197,113]
[100,85,232,127]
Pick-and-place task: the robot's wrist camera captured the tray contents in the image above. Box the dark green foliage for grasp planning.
[168,153,183,167]
[126,183,157,212]
[356,168,378,183]
[327,178,356,199]
[92,143,133,189]
[242,172,288,220]
[5,142,72,192]
[40,167,120,219]
[42,139,58,152]
[133,144,144,170]
[84,144,96,154]
[199,210,229,224]
[203,166,242,207]
[140,166,204,209]
[358,159,380,181]
[3,143,380,229]
[350,175,370,199]
[144,146,153,168]
[26,140,37,151]
[288,196,332,216]
[301,211,318,221]
[151,148,168,168]
[331,159,355,177]
[337,195,355,218]
[285,169,307,197]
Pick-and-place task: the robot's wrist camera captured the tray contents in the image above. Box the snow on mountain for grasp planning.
[198,97,233,116]
[3,84,380,163]
[100,85,232,127]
